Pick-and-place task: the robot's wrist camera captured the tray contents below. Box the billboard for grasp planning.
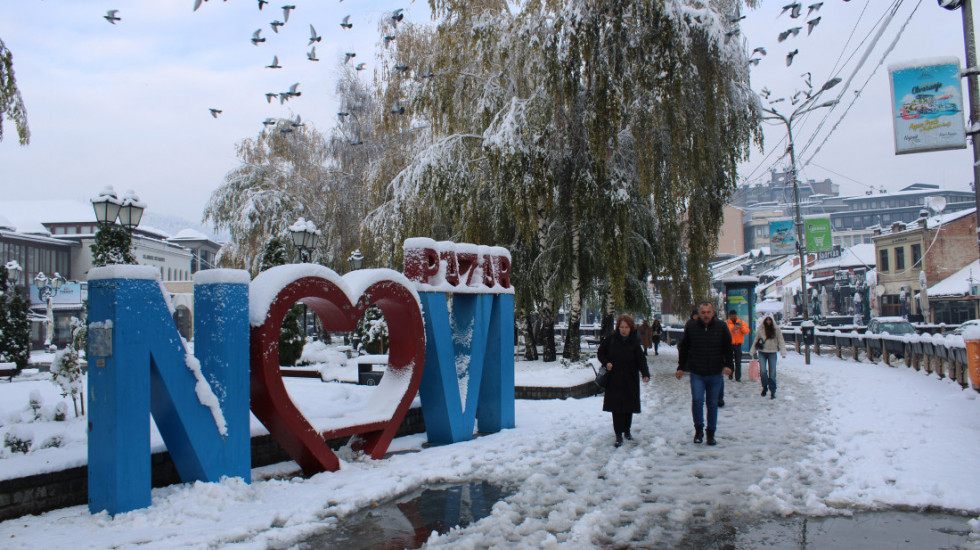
[769,219,796,255]
[889,57,966,154]
[804,217,833,253]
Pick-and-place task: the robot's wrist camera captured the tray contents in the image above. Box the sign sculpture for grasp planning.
[87,240,514,516]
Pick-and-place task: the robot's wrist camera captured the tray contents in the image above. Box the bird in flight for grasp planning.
[355,62,366,71]
[345,52,357,64]
[384,35,396,47]
[778,27,801,42]
[780,3,802,18]
[282,5,295,23]
[209,108,222,118]
[266,55,282,69]
[265,93,278,103]
[391,8,404,24]
[391,104,405,115]
[786,49,799,66]
[393,64,409,73]
[258,0,268,9]
[807,16,821,35]
[748,58,761,66]
[291,114,304,128]
[104,10,121,24]
[752,46,767,56]
[251,29,266,45]
[341,15,352,29]
[262,118,277,126]
[807,2,823,16]
[307,47,319,61]
[286,82,301,97]
[309,25,321,45]
[337,111,349,118]
[270,20,284,33]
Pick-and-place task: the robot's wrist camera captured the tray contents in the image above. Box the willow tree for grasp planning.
[364,0,760,360]
[0,37,30,145]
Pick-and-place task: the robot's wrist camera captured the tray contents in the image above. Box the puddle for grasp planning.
[675,510,974,549]
[293,481,514,550]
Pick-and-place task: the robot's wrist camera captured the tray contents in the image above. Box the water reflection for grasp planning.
[295,481,513,550]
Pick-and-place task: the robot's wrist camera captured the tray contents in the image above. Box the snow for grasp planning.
[888,56,961,72]
[248,264,420,327]
[171,228,210,241]
[192,269,251,286]
[1,345,980,548]
[88,265,162,281]
[929,259,980,298]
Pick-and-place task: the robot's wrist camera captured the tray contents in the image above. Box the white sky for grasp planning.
[0,1,977,225]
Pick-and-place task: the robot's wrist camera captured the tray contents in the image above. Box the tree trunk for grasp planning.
[600,291,616,338]
[539,300,557,362]
[562,225,583,361]
[522,313,538,361]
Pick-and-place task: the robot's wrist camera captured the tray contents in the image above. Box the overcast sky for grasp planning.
[0,1,977,227]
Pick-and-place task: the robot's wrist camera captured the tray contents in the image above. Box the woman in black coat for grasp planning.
[598,314,651,447]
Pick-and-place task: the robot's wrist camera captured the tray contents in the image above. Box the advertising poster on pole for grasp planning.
[804,217,833,253]
[769,219,796,255]
[889,57,967,155]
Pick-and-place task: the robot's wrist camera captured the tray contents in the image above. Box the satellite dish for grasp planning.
[925,196,947,214]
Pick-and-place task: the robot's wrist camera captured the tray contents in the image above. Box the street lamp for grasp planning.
[288,217,321,263]
[34,271,66,348]
[347,248,364,271]
[117,190,146,232]
[91,186,122,226]
[761,77,841,365]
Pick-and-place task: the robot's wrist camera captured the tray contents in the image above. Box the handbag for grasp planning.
[748,359,761,381]
[591,363,609,389]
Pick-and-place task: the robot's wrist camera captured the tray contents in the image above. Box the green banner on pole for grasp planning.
[804,217,833,253]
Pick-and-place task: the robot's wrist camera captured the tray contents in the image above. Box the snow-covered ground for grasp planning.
[1,345,980,549]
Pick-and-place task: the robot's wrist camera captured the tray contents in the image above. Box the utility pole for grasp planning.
[957,0,980,257]
[761,78,841,365]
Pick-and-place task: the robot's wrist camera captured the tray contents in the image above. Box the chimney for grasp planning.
[891,221,904,233]
[918,209,929,228]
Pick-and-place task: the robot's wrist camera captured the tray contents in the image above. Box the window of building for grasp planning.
[890,200,896,208]
[834,217,842,228]
[911,243,922,267]
[879,249,889,272]
[882,214,891,223]
[895,246,905,270]
[863,215,872,226]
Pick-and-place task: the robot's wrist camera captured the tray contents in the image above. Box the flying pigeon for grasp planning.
[807,16,821,35]
[266,55,281,69]
[265,93,278,103]
[251,29,266,45]
[781,3,802,18]
[262,118,276,126]
[193,0,205,11]
[286,82,301,97]
[291,115,303,127]
[724,29,739,45]
[391,8,404,24]
[209,108,222,118]
[753,47,767,56]
[279,93,290,104]
[786,49,799,66]
[280,126,294,134]
[340,15,352,29]
[355,62,366,71]
[807,2,823,16]
[393,64,409,72]
[307,47,319,61]
[778,27,802,42]
[419,71,435,79]
[384,34,396,47]
[257,0,268,10]
[748,58,761,66]
[337,111,349,118]
[104,10,120,24]
[270,20,284,33]
[345,52,356,64]
[391,104,405,115]
[309,25,321,45]
[282,5,295,23]
[728,14,746,23]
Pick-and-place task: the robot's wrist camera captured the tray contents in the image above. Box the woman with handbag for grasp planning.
[749,315,786,399]
[598,314,650,447]
[651,318,663,355]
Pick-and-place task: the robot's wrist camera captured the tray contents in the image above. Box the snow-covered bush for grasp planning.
[4,425,33,453]
[70,317,87,356]
[356,305,388,355]
[28,390,43,421]
[53,401,68,422]
[39,434,65,449]
[50,346,84,417]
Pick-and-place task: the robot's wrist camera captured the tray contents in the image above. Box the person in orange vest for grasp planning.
[726,309,751,382]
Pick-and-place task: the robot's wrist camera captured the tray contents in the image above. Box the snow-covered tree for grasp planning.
[90,225,136,267]
[0,37,30,145]
[258,237,304,366]
[0,261,30,372]
[363,0,761,360]
[50,346,84,417]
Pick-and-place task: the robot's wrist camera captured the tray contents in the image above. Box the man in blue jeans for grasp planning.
[675,302,733,446]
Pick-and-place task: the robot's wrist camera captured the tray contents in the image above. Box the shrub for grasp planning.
[4,425,33,453]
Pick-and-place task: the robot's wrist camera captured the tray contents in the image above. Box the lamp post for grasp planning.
[289,218,321,338]
[35,271,66,348]
[347,249,364,272]
[761,77,841,365]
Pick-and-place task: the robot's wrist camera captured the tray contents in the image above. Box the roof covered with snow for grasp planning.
[0,200,96,230]
[809,243,876,271]
[928,259,980,298]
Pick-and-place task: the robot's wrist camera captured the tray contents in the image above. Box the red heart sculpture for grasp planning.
[250,266,425,475]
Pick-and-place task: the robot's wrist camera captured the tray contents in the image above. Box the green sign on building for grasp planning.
[804,217,833,253]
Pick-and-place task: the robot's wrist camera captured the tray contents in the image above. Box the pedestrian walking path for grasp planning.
[1,347,979,549]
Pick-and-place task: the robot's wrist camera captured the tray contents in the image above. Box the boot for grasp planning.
[624,431,633,441]
[694,426,704,444]
[706,429,716,446]
[615,434,623,448]
[771,391,776,400]
[761,387,767,397]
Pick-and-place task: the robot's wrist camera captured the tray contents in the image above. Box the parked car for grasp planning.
[952,319,980,336]
[866,317,915,336]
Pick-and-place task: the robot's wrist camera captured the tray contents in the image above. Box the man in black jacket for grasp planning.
[675,302,733,446]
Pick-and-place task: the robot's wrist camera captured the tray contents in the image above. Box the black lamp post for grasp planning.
[347,248,364,271]
[289,218,321,338]
[90,186,144,267]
